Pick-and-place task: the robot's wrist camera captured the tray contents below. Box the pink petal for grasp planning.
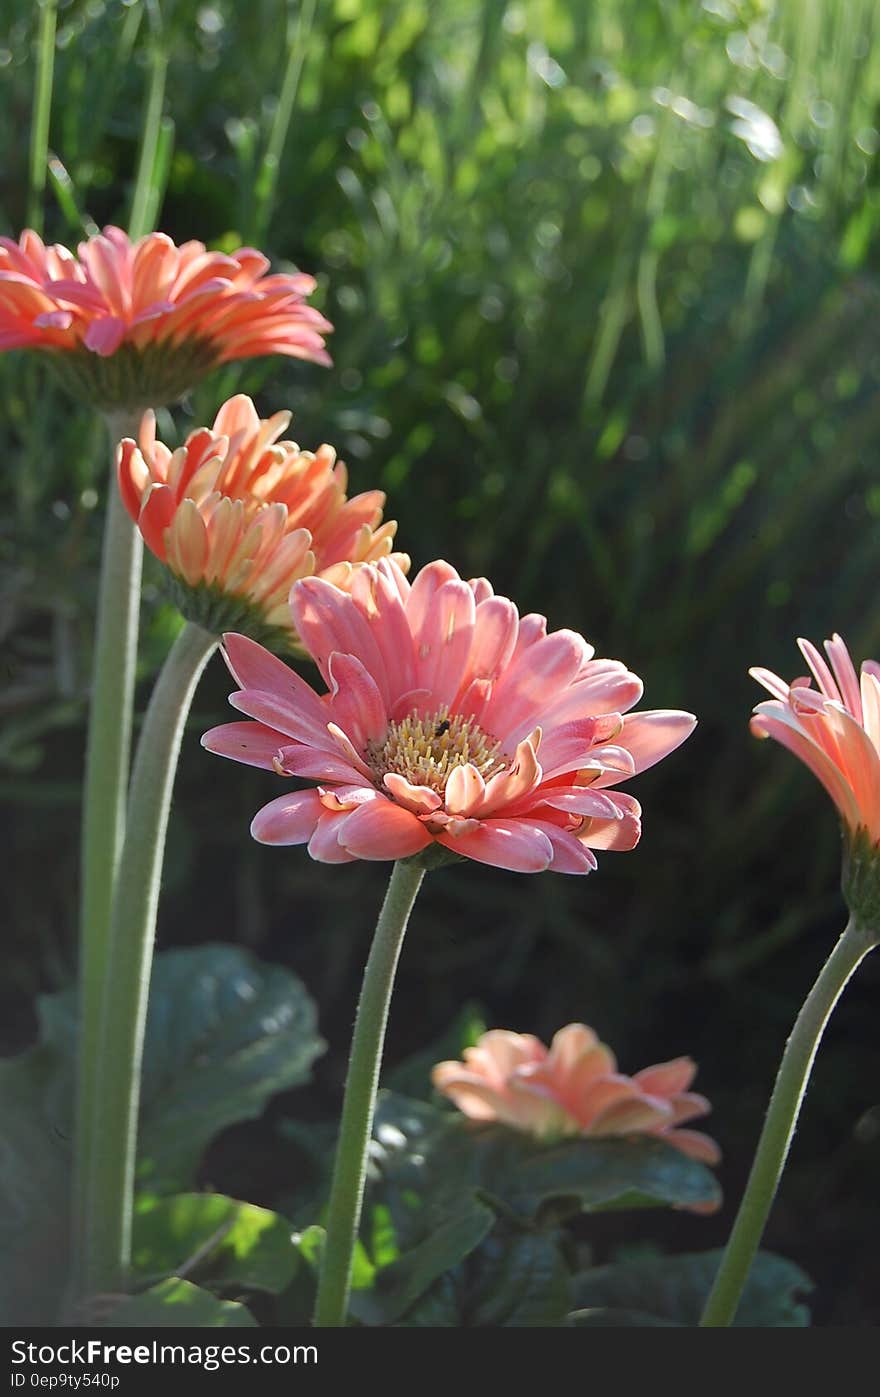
[751,704,862,829]
[327,650,388,747]
[275,745,367,785]
[797,637,839,702]
[662,1128,722,1166]
[633,1057,697,1098]
[336,796,432,860]
[547,1024,599,1073]
[530,821,598,874]
[307,813,358,864]
[383,773,443,815]
[437,818,554,873]
[251,789,323,844]
[83,315,127,355]
[579,792,641,851]
[616,710,697,776]
[404,560,461,635]
[749,666,790,701]
[200,720,284,769]
[223,633,329,728]
[589,1091,674,1136]
[412,579,475,708]
[444,762,487,817]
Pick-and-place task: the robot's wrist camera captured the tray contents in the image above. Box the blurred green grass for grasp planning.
[2,0,880,1324]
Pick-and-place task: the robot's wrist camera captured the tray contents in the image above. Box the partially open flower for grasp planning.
[751,633,880,920]
[0,226,331,409]
[202,558,696,869]
[118,394,407,650]
[431,1024,721,1165]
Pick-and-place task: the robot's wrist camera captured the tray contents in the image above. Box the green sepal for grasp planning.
[165,574,302,654]
[44,338,219,411]
[841,825,880,934]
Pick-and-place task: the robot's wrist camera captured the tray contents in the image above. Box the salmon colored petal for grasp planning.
[437,818,554,873]
[336,796,432,860]
[327,650,388,747]
[579,792,642,851]
[751,705,862,829]
[473,1031,547,1077]
[307,813,358,864]
[251,789,323,844]
[382,773,443,815]
[275,745,366,785]
[200,720,284,769]
[136,482,176,561]
[633,1058,697,1097]
[531,821,598,874]
[430,1076,513,1123]
[663,1128,722,1165]
[444,762,486,817]
[616,710,698,776]
[548,1023,600,1072]
[589,1093,674,1136]
[223,634,328,727]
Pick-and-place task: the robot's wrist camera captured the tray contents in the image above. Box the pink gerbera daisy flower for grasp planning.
[751,633,880,844]
[202,559,696,871]
[432,1023,720,1164]
[0,226,331,408]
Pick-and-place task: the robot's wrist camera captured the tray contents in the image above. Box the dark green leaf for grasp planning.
[400,1228,572,1327]
[350,1199,495,1325]
[39,944,325,1191]
[0,1046,70,1324]
[100,1278,257,1327]
[571,1249,812,1327]
[369,1092,720,1227]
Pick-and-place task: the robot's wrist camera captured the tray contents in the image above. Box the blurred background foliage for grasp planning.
[2,0,880,1325]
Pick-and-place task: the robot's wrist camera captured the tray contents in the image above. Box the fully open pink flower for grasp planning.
[431,1024,720,1163]
[202,558,696,870]
[0,226,331,406]
[751,634,880,843]
[118,394,407,648]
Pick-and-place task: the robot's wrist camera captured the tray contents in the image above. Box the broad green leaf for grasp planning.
[100,1277,256,1327]
[0,1046,70,1324]
[571,1250,812,1327]
[399,1228,572,1327]
[133,1193,300,1293]
[369,1092,720,1227]
[39,944,325,1191]
[350,1199,495,1326]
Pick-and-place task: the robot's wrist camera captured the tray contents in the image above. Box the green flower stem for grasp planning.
[700,918,876,1327]
[83,621,218,1297]
[313,858,427,1327]
[27,0,57,233]
[72,409,144,1295]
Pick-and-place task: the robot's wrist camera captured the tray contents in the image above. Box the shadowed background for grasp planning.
[2,0,879,1325]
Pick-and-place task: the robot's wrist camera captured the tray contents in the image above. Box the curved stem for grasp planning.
[313,859,426,1327]
[82,621,218,1297]
[73,409,144,1294]
[700,918,876,1326]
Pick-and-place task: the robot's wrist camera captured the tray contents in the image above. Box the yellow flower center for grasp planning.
[365,707,506,794]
